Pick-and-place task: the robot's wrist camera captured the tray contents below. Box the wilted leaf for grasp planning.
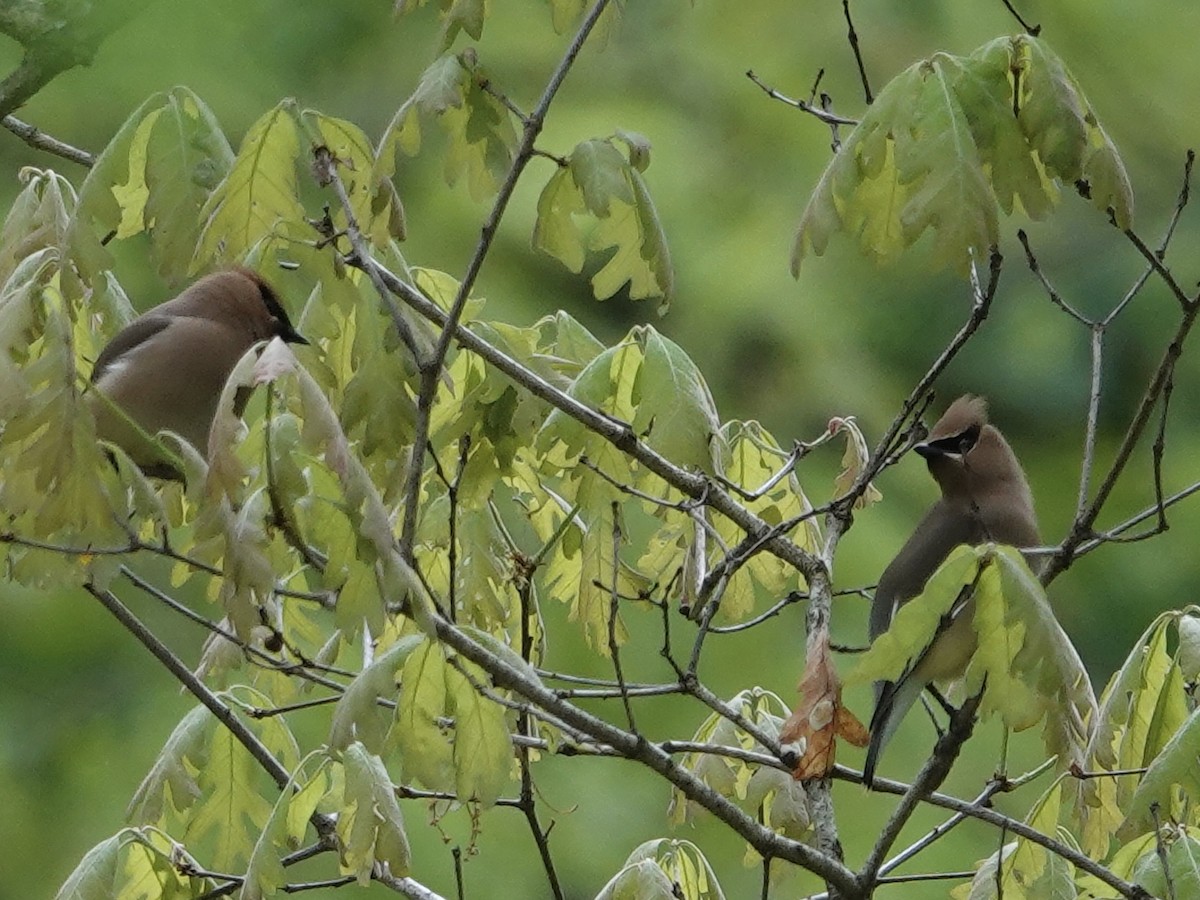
[829,416,881,508]
[779,626,868,780]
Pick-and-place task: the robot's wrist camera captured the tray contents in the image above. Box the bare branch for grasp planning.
[2,114,94,165]
[841,0,872,103]
[745,70,859,126]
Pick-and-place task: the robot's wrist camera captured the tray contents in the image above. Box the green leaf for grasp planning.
[1016,36,1133,227]
[970,547,1096,769]
[599,839,727,900]
[53,833,122,900]
[632,326,719,476]
[377,51,517,201]
[143,88,236,280]
[190,725,275,871]
[329,635,425,752]
[1071,612,1182,857]
[891,54,999,271]
[1120,706,1200,839]
[447,658,513,807]
[440,0,488,47]
[595,859,678,900]
[239,777,294,900]
[396,639,455,792]
[954,39,1055,219]
[1129,827,1200,899]
[532,166,588,273]
[848,545,979,686]
[794,35,1133,275]
[533,137,673,304]
[1004,779,1076,899]
[195,100,305,267]
[305,111,392,245]
[1180,614,1200,680]
[572,139,634,214]
[538,333,642,467]
[706,421,819,621]
[127,705,214,824]
[589,163,673,304]
[669,688,794,828]
[337,742,411,883]
[0,168,75,290]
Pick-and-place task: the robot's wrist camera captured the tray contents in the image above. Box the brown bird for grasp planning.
[89,268,307,477]
[862,395,1039,788]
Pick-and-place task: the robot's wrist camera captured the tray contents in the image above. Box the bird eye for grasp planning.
[956,423,981,454]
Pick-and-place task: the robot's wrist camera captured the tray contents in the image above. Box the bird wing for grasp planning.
[90,315,172,382]
[869,500,982,640]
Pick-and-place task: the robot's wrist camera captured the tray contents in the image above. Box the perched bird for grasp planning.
[89,268,307,477]
[862,395,1039,788]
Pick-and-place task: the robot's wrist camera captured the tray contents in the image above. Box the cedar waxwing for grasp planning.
[862,395,1039,788]
[89,268,307,477]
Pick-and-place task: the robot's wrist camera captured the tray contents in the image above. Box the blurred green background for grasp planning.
[3,1,1200,897]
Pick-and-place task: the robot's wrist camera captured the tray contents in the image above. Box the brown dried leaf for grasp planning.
[779,625,868,780]
[830,416,882,509]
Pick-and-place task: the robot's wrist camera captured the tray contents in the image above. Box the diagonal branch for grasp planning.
[432,612,860,893]
[397,0,615,562]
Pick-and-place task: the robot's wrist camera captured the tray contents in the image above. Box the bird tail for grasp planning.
[862,675,926,789]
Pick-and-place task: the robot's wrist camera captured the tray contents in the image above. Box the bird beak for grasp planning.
[914,441,959,461]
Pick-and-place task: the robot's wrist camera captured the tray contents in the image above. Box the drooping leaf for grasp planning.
[668,687,806,837]
[127,705,214,824]
[598,839,727,900]
[632,326,719,475]
[446,657,513,807]
[779,625,868,780]
[141,88,236,279]
[1072,611,1184,857]
[847,545,980,687]
[396,639,455,792]
[337,742,411,883]
[328,635,425,752]
[794,35,1133,276]
[188,725,275,871]
[53,833,123,900]
[378,51,517,201]
[969,547,1096,768]
[533,136,673,305]
[1120,707,1200,839]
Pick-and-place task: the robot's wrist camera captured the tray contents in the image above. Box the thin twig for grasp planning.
[745,70,859,127]
[841,0,872,103]
[1149,805,1177,900]
[607,501,638,732]
[849,766,1152,899]
[999,0,1041,35]
[2,114,94,165]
